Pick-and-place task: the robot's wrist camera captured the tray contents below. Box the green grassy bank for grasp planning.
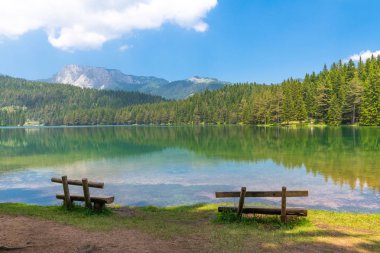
[0,203,379,252]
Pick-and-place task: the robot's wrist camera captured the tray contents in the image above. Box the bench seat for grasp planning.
[56,194,114,204]
[218,206,307,216]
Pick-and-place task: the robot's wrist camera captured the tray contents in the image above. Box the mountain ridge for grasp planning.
[43,64,228,99]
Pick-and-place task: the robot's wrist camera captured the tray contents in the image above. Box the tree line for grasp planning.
[108,56,380,126]
[1,56,380,126]
[0,76,165,125]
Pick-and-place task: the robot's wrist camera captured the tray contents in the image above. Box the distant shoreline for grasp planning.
[0,123,370,129]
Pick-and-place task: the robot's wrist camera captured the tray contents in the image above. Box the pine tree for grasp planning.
[344,76,363,124]
[315,75,331,122]
[327,94,342,125]
[360,64,380,125]
[282,80,295,124]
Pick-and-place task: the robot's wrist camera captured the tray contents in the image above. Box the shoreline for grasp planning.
[0,123,372,129]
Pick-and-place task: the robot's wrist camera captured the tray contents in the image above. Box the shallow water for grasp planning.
[0,125,379,212]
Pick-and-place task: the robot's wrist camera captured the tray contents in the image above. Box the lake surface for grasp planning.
[0,126,379,213]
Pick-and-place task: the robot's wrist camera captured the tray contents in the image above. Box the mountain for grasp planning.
[44,65,228,99]
[44,64,169,92]
[156,76,226,100]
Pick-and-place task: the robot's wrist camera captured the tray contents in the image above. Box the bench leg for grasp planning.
[82,178,92,209]
[62,176,72,208]
[94,202,105,211]
[237,187,246,218]
[281,186,287,223]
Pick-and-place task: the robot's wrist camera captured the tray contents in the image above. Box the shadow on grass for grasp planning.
[293,229,370,238]
[357,239,380,253]
[0,202,113,218]
[62,203,113,216]
[213,210,311,230]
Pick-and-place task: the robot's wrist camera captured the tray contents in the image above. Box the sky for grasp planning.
[0,0,380,83]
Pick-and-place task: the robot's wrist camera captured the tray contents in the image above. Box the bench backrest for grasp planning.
[52,175,105,209]
[51,177,104,188]
[215,186,308,222]
[215,190,308,198]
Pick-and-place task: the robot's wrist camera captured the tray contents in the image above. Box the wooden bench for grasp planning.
[51,176,114,210]
[215,186,308,223]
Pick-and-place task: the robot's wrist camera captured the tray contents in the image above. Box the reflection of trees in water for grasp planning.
[122,126,380,192]
[0,127,164,170]
[0,126,379,192]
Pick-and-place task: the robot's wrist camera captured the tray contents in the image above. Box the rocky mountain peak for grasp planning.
[44,65,228,99]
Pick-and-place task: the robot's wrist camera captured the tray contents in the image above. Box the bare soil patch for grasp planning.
[0,215,209,253]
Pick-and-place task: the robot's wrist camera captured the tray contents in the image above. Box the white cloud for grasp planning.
[348,50,380,62]
[119,44,132,52]
[193,22,209,32]
[0,0,217,51]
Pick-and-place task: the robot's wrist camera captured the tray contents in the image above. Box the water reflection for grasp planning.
[0,126,379,212]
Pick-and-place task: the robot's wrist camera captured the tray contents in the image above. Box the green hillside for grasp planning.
[0,75,165,126]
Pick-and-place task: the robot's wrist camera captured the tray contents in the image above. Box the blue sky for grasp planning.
[0,0,379,83]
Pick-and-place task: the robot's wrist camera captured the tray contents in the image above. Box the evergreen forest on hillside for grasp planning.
[110,57,380,126]
[1,56,380,126]
[0,76,165,126]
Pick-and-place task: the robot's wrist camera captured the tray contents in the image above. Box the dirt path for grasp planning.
[0,215,209,253]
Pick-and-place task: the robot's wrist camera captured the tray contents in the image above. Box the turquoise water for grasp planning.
[0,126,379,212]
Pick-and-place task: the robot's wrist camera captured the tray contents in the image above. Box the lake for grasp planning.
[0,126,379,213]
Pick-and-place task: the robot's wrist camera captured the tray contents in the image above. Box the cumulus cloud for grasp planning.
[348,50,380,62]
[0,0,217,51]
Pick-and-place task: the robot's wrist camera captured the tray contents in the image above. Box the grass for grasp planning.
[0,203,379,252]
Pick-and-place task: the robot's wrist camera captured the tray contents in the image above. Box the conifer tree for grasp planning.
[327,94,342,125]
[360,68,380,125]
[344,76,363,124]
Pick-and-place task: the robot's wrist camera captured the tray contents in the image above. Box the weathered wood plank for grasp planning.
[281,186,287,223]
[215,190,308,198]
[82,178,92,209]
[56,194,114,204]
[218,206,307,216]
[237,187,246,218]
[51,177,104,188]
[61,176,71,208]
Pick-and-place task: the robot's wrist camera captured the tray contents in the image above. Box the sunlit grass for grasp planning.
[0,203,379,252]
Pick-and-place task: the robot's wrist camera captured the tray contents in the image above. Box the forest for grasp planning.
[0,106,25,126]
[0,76,164,125]
[108,56,380,126]
[1,56,380,126]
